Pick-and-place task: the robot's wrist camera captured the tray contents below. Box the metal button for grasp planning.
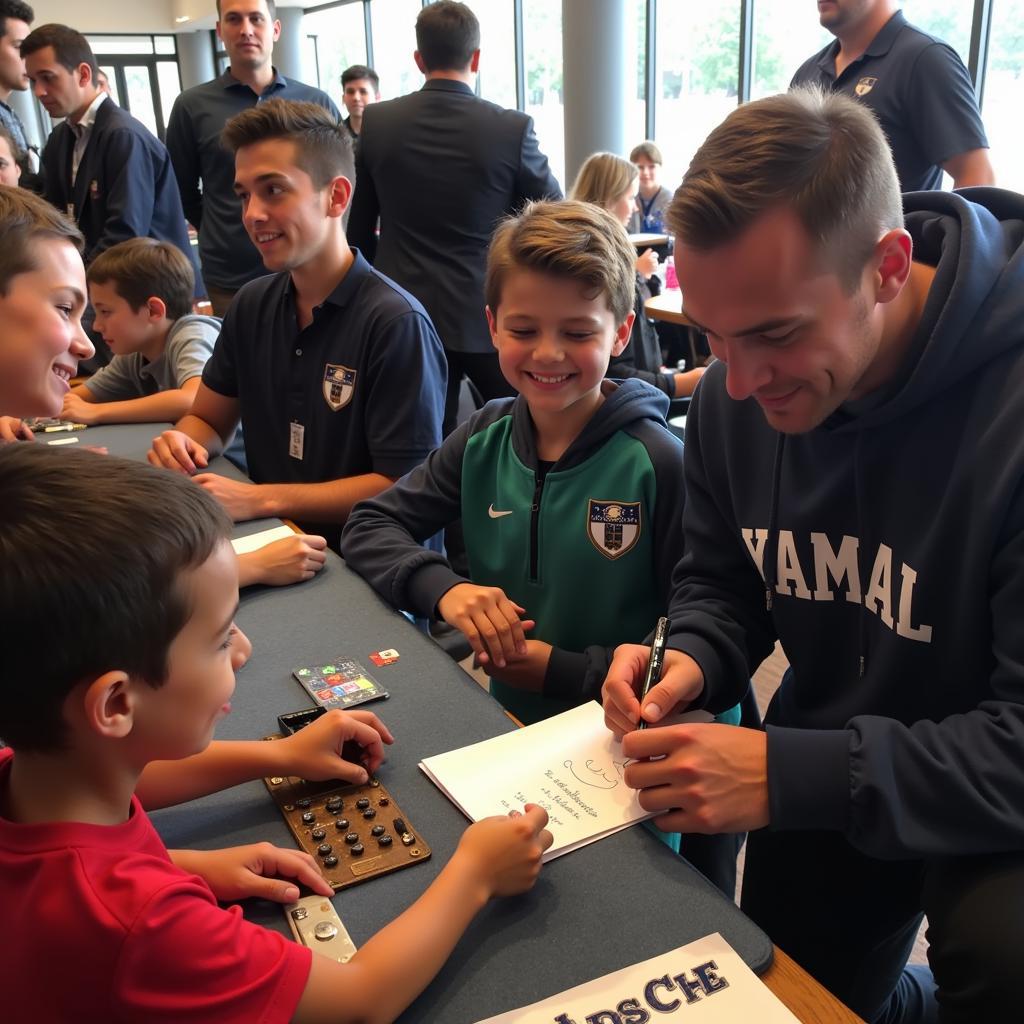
[313,921,338,941]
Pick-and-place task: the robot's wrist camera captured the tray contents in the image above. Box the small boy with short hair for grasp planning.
[342,199,740,892]
[60,236,219,426]
[0,443,551,1022]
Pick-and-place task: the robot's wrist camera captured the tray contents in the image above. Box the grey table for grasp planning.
[66,422,774,1023]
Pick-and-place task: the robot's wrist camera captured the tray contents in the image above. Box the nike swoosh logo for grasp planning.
[488,504,514,519]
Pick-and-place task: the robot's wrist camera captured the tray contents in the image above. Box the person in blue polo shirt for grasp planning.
[791,0,994,193]
[165,0,339,317]
[147,99,446,550]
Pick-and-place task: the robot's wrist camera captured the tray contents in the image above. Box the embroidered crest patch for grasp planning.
[323,364,356,411]
[588,500,641,559]
[855,76,878,97]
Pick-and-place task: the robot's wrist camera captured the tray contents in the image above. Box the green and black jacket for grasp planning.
[341,379,685,723]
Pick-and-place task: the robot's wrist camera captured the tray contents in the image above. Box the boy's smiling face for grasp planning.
[487,269,632,425]
[0,237,92,417]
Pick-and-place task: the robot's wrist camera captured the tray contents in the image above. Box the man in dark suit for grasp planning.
[22,24,195,366]
[349,0,561,433]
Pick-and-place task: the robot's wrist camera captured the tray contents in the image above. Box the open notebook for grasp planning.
[419,702,658,861]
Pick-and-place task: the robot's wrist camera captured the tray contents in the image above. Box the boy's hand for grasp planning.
[276,708,395,783]
[455,804,552,899]
[240,534,328,586]
[601,643,705,738]
[636,248,660,279]
[193,473,263,521]
[481,639,551,691]
[0,416,33,442]
[437,583,535,669]
[170,843,333,903]
[148,429,209,475]
[60,392,99,425]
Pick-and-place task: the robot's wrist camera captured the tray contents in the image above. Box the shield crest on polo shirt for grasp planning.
[323,363,356,411]
[855,76,878,97]
[588,500,641,559]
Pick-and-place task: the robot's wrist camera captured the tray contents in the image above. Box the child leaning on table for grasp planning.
[341,199,741,894]
[0,444,552,1024]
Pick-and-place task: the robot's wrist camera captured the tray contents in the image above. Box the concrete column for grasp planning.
[562,0,629,187]
[274,7,306,83]
[177,30,216,90]
[6,88,44,152]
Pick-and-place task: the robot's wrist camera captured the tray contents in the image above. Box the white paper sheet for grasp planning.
[475,932,799,1023]
[230,525,295,555]
[420,702,658,861]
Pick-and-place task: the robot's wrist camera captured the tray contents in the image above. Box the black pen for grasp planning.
[637,616,671,730]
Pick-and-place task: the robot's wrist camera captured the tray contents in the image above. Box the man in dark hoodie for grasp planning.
[603,88,1024,1023]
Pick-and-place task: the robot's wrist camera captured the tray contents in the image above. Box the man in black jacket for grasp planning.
[23,24,194,367]
[348,0,561,434]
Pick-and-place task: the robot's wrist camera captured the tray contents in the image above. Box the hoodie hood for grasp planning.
[510,377,672,471]
[832,187,1024,431]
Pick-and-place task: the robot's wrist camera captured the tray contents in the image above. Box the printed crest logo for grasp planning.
[588,500,641,559]
[323,363,356,411]
[855,76,878,96]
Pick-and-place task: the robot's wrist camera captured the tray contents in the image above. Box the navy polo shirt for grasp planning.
[201,249,447,542]
[791,11,988,193]
[166,70,341,291]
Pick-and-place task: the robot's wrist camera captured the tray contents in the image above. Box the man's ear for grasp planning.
[81,671,135,740]
[611,312,635,357]
[872,228,913,305]
[327,175,353,218]
[469,50,481,74]
[77,62,93,90]
[413,51,427,75]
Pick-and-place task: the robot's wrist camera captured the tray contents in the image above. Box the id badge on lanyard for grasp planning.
[289,421,304,460]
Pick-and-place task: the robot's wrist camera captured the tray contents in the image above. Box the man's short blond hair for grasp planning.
[669,88,903,290]
[486,199,635,324]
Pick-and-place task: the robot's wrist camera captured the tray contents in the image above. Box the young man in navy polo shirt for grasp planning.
[148,99,446,550]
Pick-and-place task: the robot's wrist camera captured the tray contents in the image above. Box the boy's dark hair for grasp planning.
[87,238,195,321]
[222,98,354,190]
[486,199,635,325]
[416,1,479,72]
[669,87,903,293]
[0,0,34,38]
[216,0,277,19]
[20,23,98,81]
[341,64,378,91]
[0,184,83,295]
[0,445,232,753]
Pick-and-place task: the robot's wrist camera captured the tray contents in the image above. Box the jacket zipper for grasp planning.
[529,472,545,582]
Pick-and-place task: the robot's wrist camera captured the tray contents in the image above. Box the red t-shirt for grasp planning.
[0,748,311,1022]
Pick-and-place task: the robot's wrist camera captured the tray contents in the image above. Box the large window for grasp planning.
[624,0,647,153]
[86,35,180,140]
[522,0,565,187]
[370,0,424,99]
[899,1,974,62]
[474,0,517,110]
[304,2,369,111]
[751,1,831,99]
[983,0,1024,194]
[654,1,739,187]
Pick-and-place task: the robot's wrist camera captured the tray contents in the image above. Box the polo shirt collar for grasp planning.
[282,247,372,312]
[814,9,907,73]
[422,77,475,97]
[221,67,288,93]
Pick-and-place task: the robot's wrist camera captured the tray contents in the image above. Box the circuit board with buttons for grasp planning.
[263,746,431,890]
